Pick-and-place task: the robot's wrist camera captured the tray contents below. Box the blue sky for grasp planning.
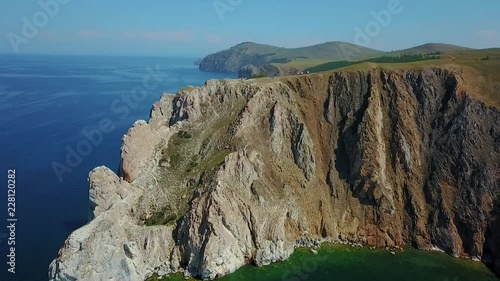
[0,0,499,56]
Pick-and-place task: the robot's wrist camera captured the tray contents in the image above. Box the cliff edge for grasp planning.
[49,65,500,280]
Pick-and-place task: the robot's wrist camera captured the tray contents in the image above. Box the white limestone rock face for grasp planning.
[49,167,177,281]
[120,93,174,182]
[50,93,179,281]
[177,149,295,279]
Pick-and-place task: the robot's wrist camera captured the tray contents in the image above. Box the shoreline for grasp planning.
[154,242,497,281]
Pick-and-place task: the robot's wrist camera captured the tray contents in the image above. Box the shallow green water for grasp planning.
[161,244,499,281]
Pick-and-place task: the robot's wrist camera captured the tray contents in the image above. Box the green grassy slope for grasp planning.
[390,43,469,55]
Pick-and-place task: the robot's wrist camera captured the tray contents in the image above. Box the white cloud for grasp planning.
[119,30,193,42]
[205,34,223,44]
[476,29,500,42]
[79,30,104,39]
[40,31,58,40]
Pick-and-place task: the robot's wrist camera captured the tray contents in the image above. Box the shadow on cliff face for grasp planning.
[331,72,380,207]
[334,91,370,183]
[484,197,500,278]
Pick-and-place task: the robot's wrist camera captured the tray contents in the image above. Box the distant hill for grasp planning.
[390,43,469,55]
[199,41,470,78]
[198,41,383,73]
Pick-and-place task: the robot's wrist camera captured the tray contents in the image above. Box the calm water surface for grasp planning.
[0,54,236,281]
[163,245,499,281]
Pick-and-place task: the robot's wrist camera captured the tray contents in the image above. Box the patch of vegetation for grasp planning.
[306,60,353,73]
[366,53,440,63]
[168,152,181,166]
[178,130,192,139]
[250,73,268,79]
[168,131,193,147]
[270,58,292,64]
[148,98,247,227]
[145,206,178,226]
[162,131,193,166]
[481,56,490,61]
[306,53,441,73]
[145,273,160,281]
[185,156,199,173]
[198,149,231,172]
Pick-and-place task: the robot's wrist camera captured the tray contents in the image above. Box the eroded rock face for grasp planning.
[120,93,174,182]
[49,67,500,280]
[49,167,176,281]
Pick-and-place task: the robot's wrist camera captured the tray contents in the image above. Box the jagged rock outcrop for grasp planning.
[120,93,174,182]
[238,64,262,78]
[49,66,500,280]
[50,166,177,281]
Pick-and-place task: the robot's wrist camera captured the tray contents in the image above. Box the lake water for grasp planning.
[162,245,499,281]
[0,54,236,281]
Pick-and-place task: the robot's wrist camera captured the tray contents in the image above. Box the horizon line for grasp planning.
[1,41,499,58]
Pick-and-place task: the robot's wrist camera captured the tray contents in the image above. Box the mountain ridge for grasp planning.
[198,41,384,74]
[199,41,469,77]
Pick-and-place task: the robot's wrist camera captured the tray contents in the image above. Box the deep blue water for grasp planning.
[0,54,237,281]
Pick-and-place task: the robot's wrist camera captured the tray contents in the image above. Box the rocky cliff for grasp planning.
[49,65,500,280]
